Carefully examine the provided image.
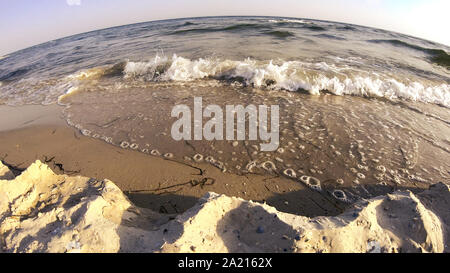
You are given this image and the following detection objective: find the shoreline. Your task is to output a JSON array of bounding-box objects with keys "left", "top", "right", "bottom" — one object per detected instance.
[
  {"left": 0, "top": 103, "right": 445, "bottom": 217},
  {"left": 0, "top": 104, "right": 449, "bottom": 253},
  {"left": 0, "top": 104, "right": 344, "bottom": 216}
]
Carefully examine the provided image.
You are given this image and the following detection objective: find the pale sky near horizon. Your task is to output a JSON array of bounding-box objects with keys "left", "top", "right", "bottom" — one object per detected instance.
[{"left": 0, "top": 0, "right": 449, "bottom": 56}]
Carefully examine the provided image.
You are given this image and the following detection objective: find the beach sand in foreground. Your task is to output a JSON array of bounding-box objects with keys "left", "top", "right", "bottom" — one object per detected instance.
[{"left": 0, "top": 104, "right": 345, "bottom": 216}]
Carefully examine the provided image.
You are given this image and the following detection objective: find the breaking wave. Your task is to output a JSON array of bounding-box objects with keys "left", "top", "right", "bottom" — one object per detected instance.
[
  {"left": 369, "top": 39, "right": 450, "bottom": 68},
  {"left": 121, "top": 55, "right": 450, "bottom": 107}
]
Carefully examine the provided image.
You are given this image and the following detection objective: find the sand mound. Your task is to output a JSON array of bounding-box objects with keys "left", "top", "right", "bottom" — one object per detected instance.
[
  {"left": 0, "top": 162, "right": 14, "bottom": 180},
  {"left": 0, "top": 160, "right": 448, "bottom": 253}
]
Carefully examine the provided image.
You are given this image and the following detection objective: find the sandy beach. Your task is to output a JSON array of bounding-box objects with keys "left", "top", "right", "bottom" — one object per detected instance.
[
  {"left": 0, "top": 104, "right": 344, "bottom": 217},
  {"left": 0, "top": 104, "right": 449, "bottom": 253},
  {"left": 0, "top": 15, "right": 449, "bottom": 254},
  {"left": 1, "top": 157, "right": 448, "bottom": 253}
]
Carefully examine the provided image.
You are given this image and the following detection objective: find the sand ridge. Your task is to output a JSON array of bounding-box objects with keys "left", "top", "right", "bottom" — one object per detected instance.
[{"left": 0, "top": 160, "right": 448, "bottom": 253}]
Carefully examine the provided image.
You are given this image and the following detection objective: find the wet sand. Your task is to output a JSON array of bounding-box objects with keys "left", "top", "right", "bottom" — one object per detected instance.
[
  {"left": 3, "top": 159, "right": 448, "bottom": 253},
  {"left": 60, "top": 81, "right": 450, "bottom": 199},
  {"left": 0, "top": 104, "right": 344, "bottom": 216},
  {"left": 1, "top": 95, "right": 449, "bottom": 218}
]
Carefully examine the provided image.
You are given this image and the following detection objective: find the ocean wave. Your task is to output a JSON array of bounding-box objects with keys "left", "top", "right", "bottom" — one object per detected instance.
[
  {"left": 57, "top": 86, "right": 79, "bottom": 102},
  {"left": 315, "top": 34, "right": 346, "bottom": 41},
  {"left": 264, "top": 30, "right": 295, "bottom": 38},
  {"left": 222, "top": 23, "right": 268, "bottom": 31},
  {"left": 304, "top": 25, "right": 327, "bottom": 31},
  {"left": 0, "top": 68, "right": 30, "bottom": 82},
  {"left": 122, "top": 55, "right": 450, "bottom": 107},
  {"left": 269, "top": 19, "right": 307, "bottom": 24},
  {"left": 171, "top": 27, "right": 220, "bottom": 35},
  {"left": 336, "top": 25, "right": 356, "bottom": 31},
  {"left": 182, "top": 21, "right": 196, "bottom": 26},
  {"left": 169, "top": 22, "right": 308, "bottom": 38},
  {"left": 268, "top": 19, "right": 328, "bottom": 31},
  {"left": 170, "top": 23, "right": 270, "bottom": 35},
  {"left": 368, "top": 39, "right": 450, "bottom": 68},
  {"left": 5, "top": 55, "right": 448, "bottom": 108}
]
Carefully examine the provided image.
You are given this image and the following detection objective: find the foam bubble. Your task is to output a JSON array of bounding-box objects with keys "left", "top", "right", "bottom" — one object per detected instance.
[
  {"left": 374, "top": 173, "right": 384, "bottom": 181},
  {"left": 130, "top": 143, "right": 139, "bottom": 150},
  {"left": 164, "top": 153, "right": 174, "bottom": 159},
  {"left": 261, "top": 161, "right": 277, "bottom": 172},
  {"left": 102, "top": 136, "right": 113, "bottom": 143},
  {"left": 332, "top": 190, "right": 348, "bottom": 202},
  {"left": 193, "top": 154, "right": 204, "bottom": 162},
  {"left": 212, "top": 160, "right": 227, "bottom": 172},
  {"left": 246, "top": 161, "right": 258, "bottom": 172},
  {"left": 300, "top": 176, "right": 322, "bottom": 191},
  {"left": 120, "top": 141, "right": 130, "bottom": 149},
  {"left": 81, "top": 129, "right": 91, "bottom": 136},
  {"left": 205, "top": 156, "right": 215, "bottom": 163},
  {"left": 283, "top": 168, "right": 297, "bottom": 178},
  {"left": 151, "top": 149, "right": 161, "bottom": 156}
]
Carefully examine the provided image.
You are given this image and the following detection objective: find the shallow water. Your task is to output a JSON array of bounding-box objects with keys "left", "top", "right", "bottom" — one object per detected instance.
[
  {"left": 61, "top": 77, "right": 450, "bottom": 200},
  {"left": 1, "top": 16, "right": 449, "bottom": 200}
]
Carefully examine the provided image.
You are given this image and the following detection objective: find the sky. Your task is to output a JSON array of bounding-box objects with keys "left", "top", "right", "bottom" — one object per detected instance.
[{"left": 0, "top": 0, "right": 449, "bottom": 55}]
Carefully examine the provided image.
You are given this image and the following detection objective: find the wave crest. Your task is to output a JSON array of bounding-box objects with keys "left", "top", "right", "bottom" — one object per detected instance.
[
  {"left": 369, "top": 39, "right": 450, "bottom": 69},
  {"left": 122, "top": 55, "right": 450, "bottom": 107}
]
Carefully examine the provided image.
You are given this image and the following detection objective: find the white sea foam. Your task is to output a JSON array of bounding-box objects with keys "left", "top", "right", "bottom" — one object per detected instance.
[
  {"left": 2, "top": 54, "right": 448, "bottom": 107},
  {"left": 123, "top": 55, "right": 450, "bottom": 107},
  {"left": 57, "top": 86, "right": 79, "bottom": 104},
  {"left": 67, "top": 67, "right": 106, "bottom": 80},
  {"left": 268, "top": 19, "right": 308, "bottom": 24}
]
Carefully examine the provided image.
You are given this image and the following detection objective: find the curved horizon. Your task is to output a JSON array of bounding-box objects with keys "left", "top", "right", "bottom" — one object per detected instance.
[
  {"left": 1, "top": 0, "right": 449, "bottom": 56},
  {"left": 2, "top": 14, "right": 449, "bottom": 58}
]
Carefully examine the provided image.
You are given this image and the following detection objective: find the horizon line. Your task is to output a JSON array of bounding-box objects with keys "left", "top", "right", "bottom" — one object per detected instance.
[{"left": 2, "top": 14, "right": 449, "bottom": 57}]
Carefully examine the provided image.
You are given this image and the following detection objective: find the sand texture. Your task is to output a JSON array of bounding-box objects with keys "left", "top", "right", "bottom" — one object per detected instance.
[
  {"left": 0, "top": 123, "right": 343, "bottom": 217},
  {"left": 0, "top": 160, "right": 448, "bottom": 253}
]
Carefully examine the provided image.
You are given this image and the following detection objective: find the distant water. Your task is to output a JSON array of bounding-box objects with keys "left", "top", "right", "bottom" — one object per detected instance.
[
  {"left": 0, "top": 16, "right": 448, "bottom": 106},
  {"left": 0, "top": 16, "right": 449, "bottom": 198}
]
